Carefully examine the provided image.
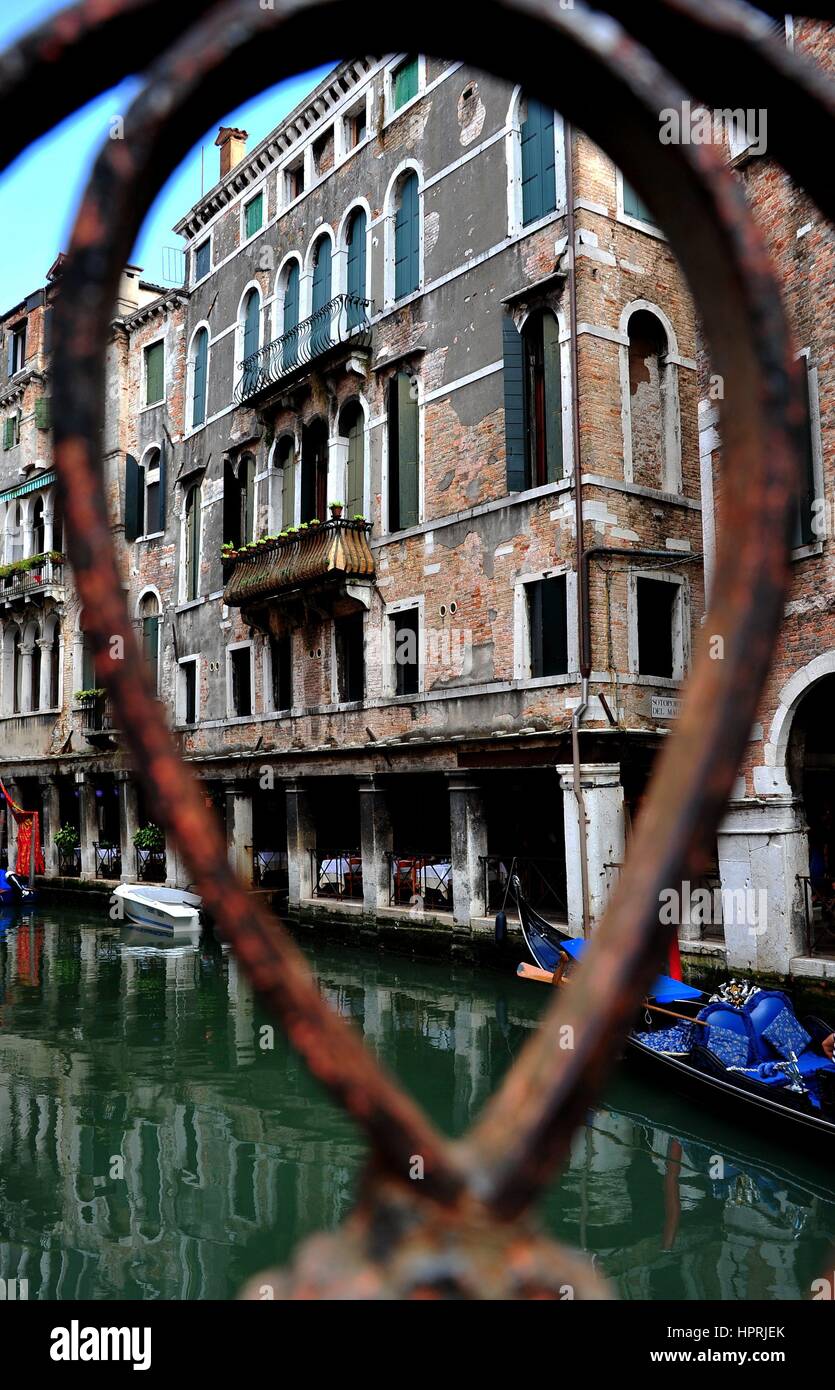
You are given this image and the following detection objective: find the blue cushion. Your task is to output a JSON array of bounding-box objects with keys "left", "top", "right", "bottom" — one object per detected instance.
[
  {"left": 744, "top": 990, "right": 796, "bottom": 1061},
  {"left": 706, "top": 1024, "right": 751, "bottom": 1068},
  {"left": 634, "top": 1023, "right": 694, "bottom": 1054},
  {"left": 762, "top": 1007, "right": 812, "bottom": 1060}
]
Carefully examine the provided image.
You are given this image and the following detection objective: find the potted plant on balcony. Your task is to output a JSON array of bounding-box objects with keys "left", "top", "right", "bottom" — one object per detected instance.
[
  {"left": 329, "top": 500, "right": 344, "bottom": 520},
  {"left": 134, "top": 824, "right": 164, "bottom": 851},
  {"left": 55, "top": 825, "right": 79, "bottom": 852}
]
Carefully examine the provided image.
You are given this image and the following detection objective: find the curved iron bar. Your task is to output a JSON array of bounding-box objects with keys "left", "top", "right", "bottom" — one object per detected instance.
[
  {"left": 236, "top": 293, "right": 373, "bottom": 402},
  {"left": 0, "top": 0, "right": 825, "bottom": 1289}
]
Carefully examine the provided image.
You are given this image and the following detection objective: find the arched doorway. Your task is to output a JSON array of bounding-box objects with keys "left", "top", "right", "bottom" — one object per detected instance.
[{"left": 787, "top": 674, "right": 835, "bottom": 952}]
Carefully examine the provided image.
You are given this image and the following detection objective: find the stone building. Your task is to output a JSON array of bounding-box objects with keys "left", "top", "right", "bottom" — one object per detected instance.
[
  {"left": 0, "top": 54, "right": 707, "bottom": 949},
  {"left": 703, "top": 17, "right": 835, "bottom": 982}
]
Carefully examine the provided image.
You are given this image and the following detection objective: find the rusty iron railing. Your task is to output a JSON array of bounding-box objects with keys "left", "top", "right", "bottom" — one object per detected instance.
[{"left": 2, "top": 0, "right": 831, "bottom": 1297}]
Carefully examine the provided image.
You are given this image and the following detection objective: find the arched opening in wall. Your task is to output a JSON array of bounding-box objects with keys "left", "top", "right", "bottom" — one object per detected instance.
[
  {"left": 300, "top": 418, "right": 328, "bottom": 523},
  {"left": 138, "top": 593, "right": 160, "bottom": 694},
  {"left": 8, "top": 503, "right": 23, "bottom": 563},
  {"left": 787, "top": 675, "right": 835, "bottom": 955},
  {"left": 338, "top": 400, "right": 364, "bottom": 518},
  {"left": 627, "top": 309, "right": 670, "bottom": 490},
  {"left": 272, "top": 434, "right": 296, "bottom": 531},
  {"left": 11, "top": 626, "right": 22, "bottom": 713},
  {"left": 46, "top": 616, "right": 60, "bottom": 708},
  {"left": 522, "top": 309, "right": 562, "bottom": 487},
  {"left": 310, "top": 235, "right": 333, "bottom": 353},
  {"left": 29, "top": 625, "right": 41, "bottom": 712},
  {"left": 223, "top": 452, "right": 255, "bottom": 548},
  {"left": 32, "top": 498, "right": 45, "bottom": 555}
]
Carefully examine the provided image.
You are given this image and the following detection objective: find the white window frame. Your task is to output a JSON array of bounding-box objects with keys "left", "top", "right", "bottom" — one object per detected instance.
[
  {"left": 336, "top": 88, "right": 373, "bottom": 163},
  {"left": 615, "top": 168, "right": 665, "bottom": 239},
  {"left": 226, "top": 640, "right": 256, "bottom": 719},
  {"left": 136, "top": 445, "right": 163, "bottom": 541},
  {"left": 384, "top": 54, "right": 426, "bottom": 125},
  {"left": 184, "top": 321, "right": 211, "bottom": 437},
  {"left": 505, "top": 87, "right": 567, "bottom": 240},
  {"left": 192, "top": 233, "right": 213, "bottom": 287},
  {"left": 262, "top": 632, "right": 294, "bottom": 714},
  {"left": 177, "top": 655, "right": 200, "bottom": 726},
  {"left": 384, "top": 596, "right": 424, "bottom": 697},
  {"left": 513, "top": 568, "right": 577, "bottom": 682},
  {"left": 383, "top": 161, "right": 424, "bottom": 309},
  {"left": 142, "top": 335, "right": 165, "bottom": 409},
  {"left": 8, "top": 322, "right": 26, "bottom": 376},
  {"left": 628, "top": 569, "right": 689, "bottom": 683},
  {"left": 382, "top": 366, "right": 424, "bottom": 534},
  {"left": 331, "top": 610, "right": 366, "bottom": 707},
  {"left": 280, "top": 154, "right": 306, "bottom": 211}
]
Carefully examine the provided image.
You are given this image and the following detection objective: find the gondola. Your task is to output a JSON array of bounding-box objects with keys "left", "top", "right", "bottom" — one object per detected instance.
[{"left": 513, "top": 881, "right": 835, "bottom": 1154}]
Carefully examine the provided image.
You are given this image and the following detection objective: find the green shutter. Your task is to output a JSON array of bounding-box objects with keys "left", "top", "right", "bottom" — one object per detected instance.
[
  {"left": 345, "top": 405, "right": 364, "bottom": 517},
  {"left": 145, "top": 340, "right": 164, "bottom": 404},
  {"left": 35, "top": 395, "right": 51, "bottom": 430},
  {"left": 3, "top": 416, "right": 14, "bottom": 450},
  {"left": 346, "top": 210, "right": 367, "bottom": 328},
  {"left": 311, "top": 238, "right": 333, "bottom": 353},
  {"left": 124, "top": 453, "right": 141, "bottom": 541},
  {"left": 394, "top": 173, "right": 419, "bottom": 300},
  {"left": 283, "top": 263, "right": 300, "bottom": 368},
  {"left": 792, "top": 370, "right": 817, "bottom": 548},
  {"left": 503, "top": 316, "right": 528, "bottom": 491},
  {"left": 396, "top": 372, "right": 419, "bottom": 530},
  {"left": 393, "top": 57, "right": 419, "bottom": 109},
  {"left": 521, "top": 99, "right": 557, "bottom": 226},
  {"left": 245, "top": 191, "right": 263, "bottom": 238},
  {"left": 280, "top": 438, "right": 296, "bottom": 527},
  {"left": 192, "top": 329, "right": 208, "bottom": 427},
  {"left": 622, "top": 178, "right": 655, "bottom": 224},
  {"left": 157, "top": 441, "right": 167, "bottom": 530},
  {"left": 543, "top": 313, "right": 563, "bottom": 482}
]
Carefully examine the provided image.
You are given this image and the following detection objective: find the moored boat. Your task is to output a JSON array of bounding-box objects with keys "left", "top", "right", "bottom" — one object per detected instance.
[
  {"left": 112, "top": 883, "right": 202, "bottom": 936},
  {"left": 513, "top": 882, "right": 835, "bottom": 1153}
]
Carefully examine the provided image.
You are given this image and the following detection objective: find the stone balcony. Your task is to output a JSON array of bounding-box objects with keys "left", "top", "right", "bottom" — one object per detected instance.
[
  {"left": 222, "top": 519, "right": 375, "bottom": 621},
  {"left": 0, "top": 552, "right": 65, "bottom": 607}
]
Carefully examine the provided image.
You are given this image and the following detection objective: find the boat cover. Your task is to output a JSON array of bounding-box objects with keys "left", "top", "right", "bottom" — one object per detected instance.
[{"left": 555, "top": 933, "right": 704, "bottom": 1003}]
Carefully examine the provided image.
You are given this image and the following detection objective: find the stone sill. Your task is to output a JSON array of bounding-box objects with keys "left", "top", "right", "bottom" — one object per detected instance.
[{"left": 789, "top": 955, "right": 835, "bottom": 982}]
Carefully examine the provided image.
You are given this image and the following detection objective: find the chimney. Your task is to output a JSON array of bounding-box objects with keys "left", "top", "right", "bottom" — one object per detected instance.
[{"left": 215, "top": 126, "right": 248, "bottom": 179}]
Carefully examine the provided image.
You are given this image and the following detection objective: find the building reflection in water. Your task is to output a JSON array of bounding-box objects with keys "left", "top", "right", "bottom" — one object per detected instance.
[{"left": 0, "top": 907, "right": 833, "bottom": 1300}]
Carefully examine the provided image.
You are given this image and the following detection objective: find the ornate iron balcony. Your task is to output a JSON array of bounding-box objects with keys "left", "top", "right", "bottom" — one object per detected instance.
[
  {"left": 235, "top": 293, "right": 372, "bottom": 403},
  {"left": 223, "top": 518, "right": 374, "bottom": 608}
]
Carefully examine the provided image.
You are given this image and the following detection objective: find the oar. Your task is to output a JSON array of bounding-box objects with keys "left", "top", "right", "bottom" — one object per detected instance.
[{"left": 515, "top": 962, "right": 708, "bottom": 1028}]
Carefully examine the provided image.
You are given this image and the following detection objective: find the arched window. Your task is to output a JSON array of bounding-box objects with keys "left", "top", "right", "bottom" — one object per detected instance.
[
  {"left": 345, "top": 209, "right": 367, "bottom": 329},
  {"left": 12, "top": 626, "right": 22, "bottom": 713},
  {"left": 52, "top": 493, "right": 64, "bottom": 552},
  {"left": 282, "top": 260, "right": 301, "bottom": 368},
  {"left": 300, "top": 419, "right": 328, "bottom": 524},
  {"left": 393, "top": 171, "right": 420, "bottom": 300},
  {"left": 184, "top": 484, "right": 201, "bottom": 601},
  {"left": 223, "top": 453, "right": 256, "bottom": 549},
  {"left": 273, "top": 434, "right": 296, "bottom": 531},
  {"left": 388, "top": 372, "right": 419, "bottom": 531},
  {"left": 139, "top": 593, "right": 160, "bottom": 694},
  {"left": 29, "top": 626, "right": 40, "bottom": 712},
  {"left": 32, "top": 497, "right": 45, "bottom": 555},
  {"left": 190, "top": 327, "right": 209, "bottom": 429},
  {"left": 46, "top": 618, "right": 60, "bottom": 708},
  {"left": 627, "top": 309, "right": 672, "bottom": 491},
  {"left": 502, "top": 310, "right": 562, "bottom": 491},
  {"left": 520, "top": 95, "right": 557, "bottom": 225},
  {"left": 339, "top": 400, "right": 365, "bottom": 519},
  {"left": 240, "top": 288, "right": 261, "bottom": 396},
  {"left": 310, "top": 236, "right": 333, "bottom": 354}
]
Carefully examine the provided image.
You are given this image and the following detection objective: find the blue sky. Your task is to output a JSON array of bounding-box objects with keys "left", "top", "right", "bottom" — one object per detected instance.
[{"left": 0, "top": 0, "right": 331, "bottom": 310}]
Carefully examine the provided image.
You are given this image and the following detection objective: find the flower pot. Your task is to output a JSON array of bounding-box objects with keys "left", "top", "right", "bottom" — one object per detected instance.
[{"left": 329, "top": 505, "right": 343, "bottom": 520}]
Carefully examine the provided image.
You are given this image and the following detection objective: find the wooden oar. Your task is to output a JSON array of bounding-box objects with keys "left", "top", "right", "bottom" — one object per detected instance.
[{"left": 515, "top": 961, "right": 708, "bottom": 1027}]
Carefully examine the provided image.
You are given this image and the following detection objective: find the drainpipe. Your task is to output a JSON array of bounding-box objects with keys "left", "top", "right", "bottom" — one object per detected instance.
[{"left": 565, "top": 122, "right": 591, "bottom": 938}]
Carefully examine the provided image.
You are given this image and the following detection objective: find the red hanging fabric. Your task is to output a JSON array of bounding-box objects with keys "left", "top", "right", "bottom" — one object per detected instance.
[
  {"left": 0, "top": 779, "right": 45, "bottom": 876},
  {"left": 667, "top": 932, "right": 682, "bottom": 982}
]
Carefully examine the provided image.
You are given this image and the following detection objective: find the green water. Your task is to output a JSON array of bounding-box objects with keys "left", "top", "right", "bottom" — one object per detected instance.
[{"left": 0, "top": 904, "right": 834, "bottom": 1301}]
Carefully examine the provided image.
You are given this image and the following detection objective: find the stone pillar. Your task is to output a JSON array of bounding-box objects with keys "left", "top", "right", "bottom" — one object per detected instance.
[
  {"left": 18, "top": 643, "right": 34, "bottom": 713},
  {"left": 116, "top": 773, "right": 140, "bottom": 883},
  {"left": 43, "top": 510, "right": 54, "bottom": 554},
  {"left": 42, "top": 776, "right": 61, "bottom": 878},
  {"left": 226, "top": 781, "right": 254, "bottom": 886},
  {"left": 285, "top": 780, "right": 316, "bottom": 908},
  {"left": 5, "top": 779, "right": 20, "bottom": 872},
  {"left": 76, "top": 773, "right": 98, "bottom": 879},
  {"left": 37, "top": 639, "right": 53, "bottom": 710},
  {"left": 447, "top": 773, "right": 488, "bottom": 928},
  {"left": 556, "top": 763, "right": 626, "bottom": 936},
  {"left": 359, "top": 775, "right": 392, "bottom": 914},
  {"left": 716, "top": 796, "right": 808, "bottom": 974}
]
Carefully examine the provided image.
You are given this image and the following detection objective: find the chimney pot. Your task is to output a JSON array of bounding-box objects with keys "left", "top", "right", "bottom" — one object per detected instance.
[{"left": 215, "top": 126, "right": 248, "bottom": 179}]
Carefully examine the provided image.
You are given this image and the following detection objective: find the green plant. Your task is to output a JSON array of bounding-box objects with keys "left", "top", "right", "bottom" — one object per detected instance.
[
  {"left": 73, "top": 688, "right": 105, "bottom": 702},
  {"left": 329, "top": 500, "right": 343, "bottom": 509},
  {"left": 352, "top": 513, "right": 366, "bottom": 522},
  {"left": 133, "top": 824, "right": 164, "bottom": 851},
  {"left": 54, "top": 825, "right": 79, "bottom": 851}
]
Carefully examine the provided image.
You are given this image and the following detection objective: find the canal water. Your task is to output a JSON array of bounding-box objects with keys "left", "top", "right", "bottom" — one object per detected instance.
[{"left": 1, "top": 903, "right": 834, "bottom": 1301}]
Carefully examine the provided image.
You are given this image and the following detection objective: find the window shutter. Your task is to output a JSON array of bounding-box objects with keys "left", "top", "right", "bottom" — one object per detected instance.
[
  {"left": 503, "top": 316, "right": 528, "bottom": 491},
  {"left": 394, "top": 173, "right": 419, "bottom": 300},
  {"left": 528, "top": 582, "right": 544, "bottom": 678},
  {"left": 397, "top": 372, "right": 419, "bottom": 530},
  {"left": 283, "top": 263, "right": 300, "bottom": 368},
  {"left": 145, "top": 340, "right": 164, "bottom": 404},
  {"left": 243, "top": 291, "right": 260, "bottom": 361},
  {"left": 393, "top": 57, "right": 419, "bottom": 109},
  {"left": 311, "top": 239, "right": 333, "bottom": 353},
  {"left": 124, "top": 453, "right": 141, "bottom": 541},
  {"left": 539, "top": 106, "right": 557, "bottom": 217},
  {"left": 245, "top": 192, "right": 263, "bottom": 238},
  {"left": 157, "top": 440, "right": 167, "bottom": 531},
  {"left": 192, "top": 329, "right": 208, "bottom": 427},
  {"left": 223, "top": 458, "right": 241, "bottom": 547},
  {"left": 542, "top": 313, "right": 563, "bottom": 482},
  {"left": 6, "top": 334, "right": 13, "bottom": 378},
  {"left": 346, "top": 211, "right": 367, "bottom": 328},
  {"left": 622, "top": 178, "right": 655, "bottom": 224},
  {"left": 346, "top": 408, "right": 364, "bottom": 518},
  {"left": 281, "top": 442, "right": 296, "bottom": 528},
  {"left": 540, "top": 575, "right": 568, "bottom": 676},
  {"left": 35, "top": 395, "right": 51, "bottom": 431},
  {"left": 792, "top": 370, "right": 817, "bottom": 549},
  {"left": 521, "top": 100, "right": 543, "bottom": 225}
]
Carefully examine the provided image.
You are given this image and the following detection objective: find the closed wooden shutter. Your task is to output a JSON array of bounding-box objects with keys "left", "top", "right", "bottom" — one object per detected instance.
[
  {"left": 35, "top": 395, "right": 51, "bottom": 430},
  {"left": 792, "top": 370, "right": 817, "bottom": 548},
  {"left": 245, "top": 191, "right": 263, "bottom": 238},
  {"left": 389, "top": 372, "right": 419, "bottom": 531},
  {"left": 124, "top": 454, "right": 141, "bottom": 541},
  {"left": 394, "top": 172, "right": 419, "bottom": 300},
  {"left": 346, "top": 210, "right": 367, "bottom": 328},
  {"left": 345, "top": 405, "right": 364, "bottom": 518},
  {"left": 283, "top": 262, "right": 300, "bottom": 367},
  {"left": 191, "top": 329, "right": 208, "bottom": 427},
  {"left": 503, "top": 316, "right": 528, "bottom": 491},
  {"left": 157, "top": 440, "right": 167, "bottom": 531},
  {"left": 393, "top": 57, "right": 419, "bottom": 109},
  {"left": 521, "top": 99, "right": 556, "bottom": 225},
  {"left": 311, "top": 238, "right": 333, "bottom": 353},
  {"left": 543, "top": 313, "right": 563, "bottom": 482},
  {"left": 145, "top": 340, "right": 164, "bottom": 404}
]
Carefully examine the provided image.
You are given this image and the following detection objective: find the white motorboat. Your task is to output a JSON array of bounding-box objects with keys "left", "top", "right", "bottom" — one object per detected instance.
[{"left": 112, "top": 883, "right": 203, "bottom": 935}]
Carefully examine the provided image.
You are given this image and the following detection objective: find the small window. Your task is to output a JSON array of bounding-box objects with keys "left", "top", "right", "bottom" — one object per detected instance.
[
  {"left": 2, "top": 413, "right": 19, "bottom": 450},
  {"left": 230, "top": 647, "right": 252, "bottom": 717},
  {"left": 244, "top": 191, "right": 263, "bottom": 239},
  {"left": 392, "top": 56, "right": 419, "bottom": 111},
  {"left": 637, "top": 577, "right": 677, "bottom": 679},
  {"left": 335, "top": 613, "right": 364, "bottom": 703},
  {"left": 392, "top": 608, "right": 420, "bottom": 696},
  {"left": 7, "top": 322, "right": 26, "bottom": 376},
  {"left": 344, "top": 104, "right": 367, "bottom": 151},
  {"left": 144, "top": 340, "right": 164, "bottom": 406},
  {"left": 285, "top": 160, "right": 304, "bottom": 204},
  {"left": 526, "top": 576, "right": 568, "bottom": 678},
  {"left": 180, "top": 660, "right": 197, "bottom": 725},
  {"left": 269, "top": 635, "right": 293, "bottom": 712},
  {"left": 621, "top": 177, "right": 656, "bottom": 226},
  {"left": 194, "top": 239, "right": 211, "bottom": 282}
]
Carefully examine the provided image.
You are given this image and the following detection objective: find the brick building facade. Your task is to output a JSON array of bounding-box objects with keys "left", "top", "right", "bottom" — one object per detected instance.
[{"left": 1, "top": 54, "right": 710, "bottom": 952}]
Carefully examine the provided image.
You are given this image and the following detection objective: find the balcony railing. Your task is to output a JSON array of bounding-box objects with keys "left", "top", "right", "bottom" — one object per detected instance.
[
  {"left": 77, "top": 693, "right": 118, "bottom": 739},
  {"left": 235, "top": 293, "right": 372, "bottom": 402},
  {"left": 0, "top": 553, "right": 65, "bottom": 602},
  {"left": 253, "top": 848, "right": 288, "bottom": 890},
  {"left": 223, "top": 519, "right": 374, "bottom": 609},
  {"left": 387, "top": 853, "right": 453, "bottom": 911},
  {"left": 136, "top": 847, "right": 166, "bottom": 882},
  {"left": 94, "top": 843, "right": 122, "bottom": 879},
  {"left": 311, "top": 848, "right": 363, "bottom": 901}
]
